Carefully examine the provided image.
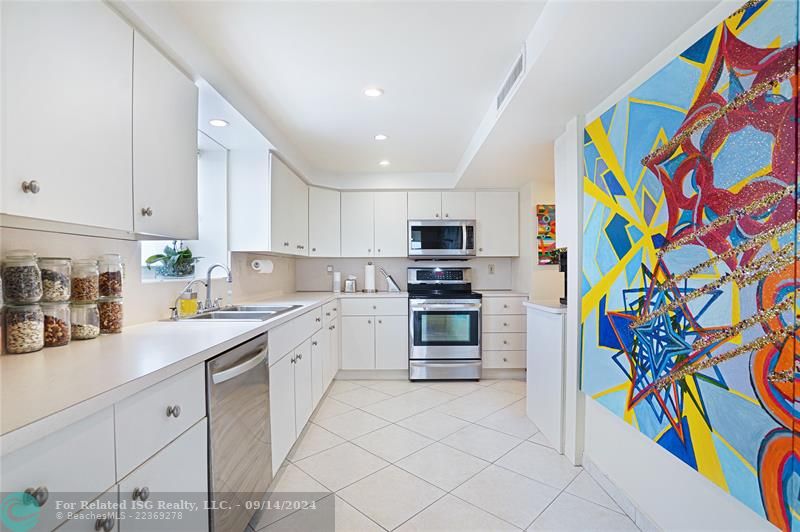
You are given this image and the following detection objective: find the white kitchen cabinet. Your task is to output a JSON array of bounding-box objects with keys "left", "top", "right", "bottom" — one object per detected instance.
[
  {"left": 294, "top": 339, "right": 314, "bottom": 434},
  {"left": 132, "top": 32, "right": 199, "bottom": 239},
  {"left": 119, "top": 419, "right": 209, "bottom": 532},
  {"left": 442, "top": 191, "right": 475, "bottom": 219},
  {"left": 341, "top": 316, "right": 376, "bottom": 369},
  {"left": 340, "top": 192, "right": 375, "bottom": 257},
  {"left": 326, "top": 320, "right": 340, "bottom": 387},
  {"left": 311, "top": 329, "right": 328, "bottom": 405},
  {"left": 1, "top": 1, "right": 134, "bottom": 232},
  {"left": 374, "top": 191, "right": 408, "bottom": 257},
  {"left": 58, "top": 487, "right": 118, "bottom": 532},
  {"left": 407, "top": 191, "right": 442, "bottom": 219},
  {"left": 375, "top": 316, "right": 409, "bottom": 369},
  {"left": 309, "top": 187, "right": 341, "bottom": 256},
  {"left": 269, "top": 353, "right": 296, "bottom": 472},
  {"left": 476, "top": 191, "right": 519, "bottom": 256},
  {"left": 291, "top": 177, "right": 309, "bottom": 256}
]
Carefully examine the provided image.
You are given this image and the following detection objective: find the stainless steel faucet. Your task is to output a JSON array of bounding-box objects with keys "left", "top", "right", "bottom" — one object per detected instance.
[{"left": 205, "top": 263, "right": 233, "bottom": 310}]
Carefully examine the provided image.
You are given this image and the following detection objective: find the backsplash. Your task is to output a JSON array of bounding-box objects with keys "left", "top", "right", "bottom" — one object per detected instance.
[
  {"left": 295, "top": 257, "right": 513, "bottom": 292},
  {"left": 0, "top": 228, "right": 296, "bottom": 325}
]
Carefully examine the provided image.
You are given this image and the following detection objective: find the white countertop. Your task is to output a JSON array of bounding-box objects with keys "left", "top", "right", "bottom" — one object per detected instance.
[
  {"left": 1, "top": 291, "right": 406, "bottom": 453},
  {"left": 524, "top": 299, "right": 567, "bottom": 314}
]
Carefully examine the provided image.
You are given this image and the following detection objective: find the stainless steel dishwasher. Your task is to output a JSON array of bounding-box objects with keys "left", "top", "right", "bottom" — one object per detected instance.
[{"left": 207, "top": 333, "right": 271, "bottom": 532}]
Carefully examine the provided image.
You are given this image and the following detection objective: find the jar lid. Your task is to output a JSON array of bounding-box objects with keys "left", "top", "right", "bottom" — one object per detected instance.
[
  {"left": 98, "top": 296, "right": 123, "bottom": 302},
  {"left": 4, "top": 249, "right": 37, "bottom": 261},
  {"left": 70, "top": 301, "right": 98, "bottom": 308},
  {"left": 74, "top": 259, "right": 99, "bottom": 266},
  {"left": 39, "top": 257, "right": 72, "bottom": 264},
  {"left": 5, "top": 303, "right": 41, "bottom": 310},
  {"left": 41, "top": 301, "right": 69, "bottom": 309},
  {"left": 98, "top": 253, "right": 123, "bottom": 263}
]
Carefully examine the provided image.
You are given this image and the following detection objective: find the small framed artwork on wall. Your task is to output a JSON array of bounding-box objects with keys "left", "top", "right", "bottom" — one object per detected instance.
[{"left": 536, "top": 204, "right": 557, "bottom": 264}]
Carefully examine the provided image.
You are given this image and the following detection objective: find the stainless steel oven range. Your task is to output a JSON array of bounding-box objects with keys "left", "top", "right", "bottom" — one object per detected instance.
[{"left": 408, "top": 267, "right": 482, "bottom": 380}]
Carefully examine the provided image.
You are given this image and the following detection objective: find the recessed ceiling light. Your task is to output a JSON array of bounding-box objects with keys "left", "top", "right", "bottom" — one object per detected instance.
[
  {"left": 364, "top": 87, "right": 384, "bottom": 97},
  {"left": 379, "top": 160, "right": 391, "bottom": 167},
  {"left": 209, "top": 119, "right": 229, "bottom": 127},
  {"left": 374, "top": 134, "right": 388, "bottom": 141}
]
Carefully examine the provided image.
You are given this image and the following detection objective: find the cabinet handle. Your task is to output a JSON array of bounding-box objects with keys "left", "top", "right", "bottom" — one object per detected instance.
[
  {"left": 367, "top": 248, "right": 372, "bottom": 253},
  {"left": 21, "top": 180, "right": 40, "bottom": 194},
  {"left": 312, "top": 341, "right": 318, "bottom": 346},
  {"left": 290, "top": 356, "right": 296, "bottom": 364},
  {"left": 377, "top": 249, "right": 381, "bottom": 253},
  {"left": 297, "top": 245, "right": 302, "bottom": 249},
  {"left": 479, "top": 247, "right": 483, "bottom": 252},
  {"left": 316, "top": 317, "right": 321, "bottom": 322},
  {"left": 503, "top": 322, "right": 508, "bottom": 327},
  {"left": 132, "top": 486, "right": 150, "bottom": 501},
  {"left": 503, "top": 357, "right": 508, "bottom": 362},
  {"left": 326, "top": 312, "right": 331, "bottom": 316},
  {"left": 503, "top": 304, "right": 508, "bottom": 309},
  {"left": 445, "top": 213, "right": 449, "bottom": 218},
  {"left": 435, "top": 213, "right": 440, "bottom": 218},
  {"left": 140, "top": 207, "right": 153, "bottom": 217},
  {"left": 284, "top": 242, "right": 290, "bottom": 247},
  {"left": 328, "top": 325, "right": 334, "bottom": 330},
  {"left": 333, "top": 308, "right": 337, "bottom": 311},
  {"left": 24, "top": 486, "right": 48, "bottom": 507},
  {"left": 372, "top": 305, "right": 377, "bottom": 310},
  {"left": 312, "top": 247, "right": 316, "bottom": 252},
  {"left": 94, "top": 515, "right": 115, "bottom": 532},
  {"left": 378, "top": 319, "right": 382, "bottom": 324},
  {"left": 297, "top": 353, "right": 303, "bottom": 360},
  {"left": 367, "top": 320, "right": 372, "bottom": 324},
  {"left": 503, "top": 340, "right": 508, "bottom": 345},
  {"left": 166, "top": 405, "right": 181, "bottom": 418}
]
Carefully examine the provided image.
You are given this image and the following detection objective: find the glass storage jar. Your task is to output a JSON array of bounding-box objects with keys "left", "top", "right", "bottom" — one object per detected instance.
[
  {"left": 98, "top": 297, "right": 123, "bottom": 334},
  {"left": 71, "top": 259, "right": 99, "bottom": 302},
  {"left": 71, "top": 302, "right": 100, "bottom": 340},
  {"left": 2, "top": 251, "right": 42, "bottom": 304},
  {"left": 98, "top": 253, "right": 124, "bottom": 297},
  {"left": 42, "top": 302, "right": 70, "bottom": 347},
  {"left": 39, "top": 257, "right": 72, "bottom": 302},
  {"left": 5, "top": 303, "right": 44, "bottom": 354}
]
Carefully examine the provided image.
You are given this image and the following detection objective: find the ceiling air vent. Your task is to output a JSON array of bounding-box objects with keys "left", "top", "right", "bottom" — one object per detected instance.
[{"left": 496, "top": 47, "right": 526, "bottom": 111}]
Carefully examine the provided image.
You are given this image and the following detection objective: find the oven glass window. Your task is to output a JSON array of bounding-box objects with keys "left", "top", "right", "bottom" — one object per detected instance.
[
  {"left": 410, "top": 226, "right": 464, "bottom": 250},
  {"left": 414, "top": 311, "right": 479, "bottom": 346}
]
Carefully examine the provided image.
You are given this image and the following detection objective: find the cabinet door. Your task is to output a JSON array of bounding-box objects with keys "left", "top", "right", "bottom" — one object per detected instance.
[
  {"left": 476, "top": 191, "right": 519, "bottom": 256},
  {"left": 269, "top": 155, "right": 298, "bottom": 254},
  {"left": 133, "top": 32, "right": 199, "bottom": 239},
  {"left": 309, "top": 187, "right": 341, "bottom": 256},
  {"left": 442, "top": 191, "right": 476, "bottom": 220},
  {"left": 407, "top": 191, "right": 441, "bottom": 219},
  {"left": 311, "top": 329, "right": 328, "bottom": 407},
  {"left": 327, "top": 321, "right": 340, "bottom": 388},
  {"left": 269, "top": 354, "right": 296, "bottom": 471},
  {"left": 340, "top": 192, "right": 375, "bottom": 257},
  {"left": 374, "top": 191, "right": 408, "bottom": 257},
  {"left": 293, "top": 178, "right": 309, "bottom": 256},
  {"left": 2, "top": 2, "right": 133, "bottom": 231},
  {"left": 294, "top": 339, "right": 314, "bottom": 435},
  {"left": 119, "top": 420, "right": 209, "bottom": 532},
  {"left": 341, "top": 316, "right": 375, "bottom": 369},
  {"left": 375, "top": 316, "right": 409, "bottom": 370}
]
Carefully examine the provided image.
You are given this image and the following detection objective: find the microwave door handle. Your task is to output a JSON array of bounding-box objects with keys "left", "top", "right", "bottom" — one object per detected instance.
[{"left": 462, "top": 223, "right": 467, "bottom": 251}]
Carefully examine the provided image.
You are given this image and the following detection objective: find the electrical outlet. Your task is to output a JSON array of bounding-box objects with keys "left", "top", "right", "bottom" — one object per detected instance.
[
  {"left": 488, "top": 263, "right": 496, "bottom": 275},
  {"left": 326, "top": 265, "right": 334, "bottom": 273}
]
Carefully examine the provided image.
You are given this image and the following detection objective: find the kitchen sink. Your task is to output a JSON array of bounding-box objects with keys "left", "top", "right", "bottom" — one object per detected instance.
[
  {"left": 225, "top": 305, "right": 303, "bottom": 313},
  {"left": 183, "top": 304, "right": 303, "bottom": 321}
]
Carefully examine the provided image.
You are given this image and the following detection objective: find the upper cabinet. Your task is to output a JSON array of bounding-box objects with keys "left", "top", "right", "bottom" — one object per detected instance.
[
  {"left": 476, "top": 191, "right": 519, "bottom": 257},
  {"left": 340, "top": 192, "right": 375, "bottom": 257},
  {"left": 309, "top": 187, "right": 340, "bottom": 257},
  {"left": 0, "top": 2, "right": 199, "bottom": 239},
  {"left": 407, "top": 191, "right": 475, "bottom": 220},
  {"left": 1, "top": 1, "right": 134, "bottom": 232},
  {"left": 340, "top": 192, "right": 407, "bottom": 258},
  {"left": 374, "top": 192, "right": 407, "bottom": 257},
  {"left": 442, "top": 191, "right": 476, "bottom": 219},
  {"left": 132, "top": 33, "right": 199, "bottom": 239},
  {"left": 230, "top": 152, "right": 309, "bottom": 256},
  {"left": 407, "top": 192, "right": 442, "bottom": 219}
]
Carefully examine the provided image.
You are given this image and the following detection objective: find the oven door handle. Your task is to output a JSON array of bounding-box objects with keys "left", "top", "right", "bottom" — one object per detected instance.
[
  {"left": 410, "top": 304, "right": 481, "bottom": 311},
  {"left": 410, "top": 361, "right": 481, "bottom": 368}
]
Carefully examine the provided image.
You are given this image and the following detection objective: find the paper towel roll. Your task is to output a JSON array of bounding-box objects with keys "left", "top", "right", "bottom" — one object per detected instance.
[
  {"left": 333, "top": 271, "right": 342, "bottom": 293},
  {"left": 364, "top": 263, "right": 376, "bottom": 292}
]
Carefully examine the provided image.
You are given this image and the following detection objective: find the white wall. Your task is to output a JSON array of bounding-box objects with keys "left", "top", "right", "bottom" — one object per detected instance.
[{"left": 570, "top": 1, "right": 776, "bottom": 529}]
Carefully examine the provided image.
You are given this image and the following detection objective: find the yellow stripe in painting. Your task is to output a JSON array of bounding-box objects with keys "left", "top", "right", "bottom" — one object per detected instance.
[
  {"left": 582, "top": 239, "right": 647, "bottom": 323},
  {"left": 714, "top": 433, "right": 757, "bottom": 477},
  {"left": 684, "top": 380, "right": 729, "bottom": 491},
  {"left": 628, "top": 97, "right": 688, "bottom": 114},
  {"left": 689, "top": 27, "right": 722, "bottom": 106},
  {"left": 592, "top": 382, "right": 630, "bottom": 400},
  {"left": 584, "top": 178, "right": 645, "bottom": 231}
]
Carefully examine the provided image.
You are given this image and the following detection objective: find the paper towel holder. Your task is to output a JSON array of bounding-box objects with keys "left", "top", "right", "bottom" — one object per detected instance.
[{"left": 363, "top": 261, "right": 377, "bottom": 293}]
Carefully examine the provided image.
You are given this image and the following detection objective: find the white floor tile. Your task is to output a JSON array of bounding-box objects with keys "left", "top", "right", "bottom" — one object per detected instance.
[
  {"left": 396, "top": 442, "right": 490, "bottom": 491},
  {"left": 333, "top": 387, "right": 393, "bottom": 408},
  {"left": 441, "top": 424, "right": 523, "bottom": 462},
  {"left": 315, "top": 409, "right": 389, "bottom": 440},
  {"left": 397, "top": 410, "right": 470, "bottom": 440},
  {"left": 436, "top": 387, "right": 522, "bottom": 422},
  {"left": 293, "top": 442, "right": 389, "bottom": 491},
  {"left": 496, "top": 441, "right": 581, "bottom": 490},
  {"left": 452, "top": 465, "right": 560, "bottom": 529},
  {"left": 489, "top": 380, "right": 527, "bottom": 396},
  {"left": 352, "top": 424, "right": 434, "bottom": 462},
  {"left": 396, "top": 494, "right": 520, "bottom": 532},
  {"left": 528, "top": 431, "right": 553, "bottom": 449},
  {"left": 289, "top": 424, "right": 346, "bottom": 462},
  {"left": 426, "top": 381, "right": 485, "bottom": 396},
  {"left": 363, "top": 388, "right": 456, "bottom": 422},
  {"left": 476, "top": 399, "right": 538, "bottom": 439},
  {"left": 338, "top": 465, "right": 445, "bottom": 530},
  {"left": 257, "top": 495, "right": 334, "bottom": 531},
  {"left": 256, "top": 464, "right": 330, "bottom": 529},
  {"left": 564, "top": 471, "right": 622, "bottom": 514},
  {"left": 359, "top": 379, "right": 429, "bottom": 396},
  {"left": 527, "top": 493, "right": 638, "bottom": 531},
  {"left": 333, "top": 495, "right": 384, "bottom": 532},
  {"left": 312, "top": 397, "right": 354, "bottom": 421},
  {"left": 329, "top": 380, "right": 365, "bottom": 396}
]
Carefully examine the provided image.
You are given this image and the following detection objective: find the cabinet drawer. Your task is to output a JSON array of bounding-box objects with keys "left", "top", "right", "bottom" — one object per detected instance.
[
  {"left": 295, "top": 307, "right": 323, "bottom": 340},
  {"left": 482, "top": 315, "right": 526, "bottom": 333},
  {"left": 341, "top": 297, "right": 408, "bottom": 316},
  {"left": 1, "top": 408, "right": 116, "bottom": 532},
  {"left": 115, "top": 364, "right": 205, "bottom": 479},
  {"left": 482, "top": 297, "right": 526, "bottom": 315},
  {"left": 58, "top": 486, "right": 118, "bottom": 532},
  {"left": 483, "top": 332, "right": 526, "bottom": 351},
  {"left": 322, "top": 300, "right": 339, "bottom": 321},
  {"left": 483, "top": 350, "right": 526, "bottom": 369},
  {"left": 119, "top": 419, "right": 209, "bottom": 532},
  {"left": 269, "top": 307, "right": 323, "bottom": 366}
]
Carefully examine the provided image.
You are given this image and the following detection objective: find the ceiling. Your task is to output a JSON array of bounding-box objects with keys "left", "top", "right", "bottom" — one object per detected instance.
[{"left": 124, "top": 0, "right": 721, "bottom": 189}]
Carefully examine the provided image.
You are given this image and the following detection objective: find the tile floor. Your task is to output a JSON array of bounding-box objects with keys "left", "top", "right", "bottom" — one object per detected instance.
[{"left": 252, "top": 379, "right": 639, "bottom": 531}]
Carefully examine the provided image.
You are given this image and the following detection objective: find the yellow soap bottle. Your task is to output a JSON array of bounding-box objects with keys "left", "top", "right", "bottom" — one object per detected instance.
[{"left": 178, "top": 290, "right": 199, "bottom": 318}]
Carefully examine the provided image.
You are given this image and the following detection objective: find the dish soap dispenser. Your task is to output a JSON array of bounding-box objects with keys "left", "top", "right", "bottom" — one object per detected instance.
[{"left": 178, "top": 287, "right": 199, "bottom": 318}]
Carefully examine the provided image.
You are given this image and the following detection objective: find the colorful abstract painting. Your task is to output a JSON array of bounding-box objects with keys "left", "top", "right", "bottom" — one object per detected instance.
[
  {"left": 580, "top": 0, "right": 798, "bottom": 528},
  {"left": 537, "top": 204, "right": 558, "bottom": 264}
]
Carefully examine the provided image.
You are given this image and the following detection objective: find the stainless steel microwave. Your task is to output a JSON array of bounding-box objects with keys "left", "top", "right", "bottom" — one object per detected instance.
[{"left": 408, "top": 220, "right": 476, "bottom": 257}]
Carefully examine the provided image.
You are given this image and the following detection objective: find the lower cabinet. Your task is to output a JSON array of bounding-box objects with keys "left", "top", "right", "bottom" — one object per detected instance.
[
  {"left": 342, "top": 312, "right": 408, "bottom": 370},
  {"left": 326, "top": 319, "right": 340, "bottom": 388},
  {"left": 270, "top": 353, "right": 297, "bottom": 474},
  {"left": 311, "top": 329, "right": 329, "bottom": 405},
  {"left": 375, "top": 316, "right": 409, "bottom": 369},
  {"left": 480, "top": 294, "right": 527, "bottom": 369},
  {"left": 293, "top": 339, "right": 314, "bottom": 435},
  {"left": 58, "top": 487, "right": 118, "bottom": 532},
  {"left": 341, "top": 316, "right": 375, "bottom": 369}
]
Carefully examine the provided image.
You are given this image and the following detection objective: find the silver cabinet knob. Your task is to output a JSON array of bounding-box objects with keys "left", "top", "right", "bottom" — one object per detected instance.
[
  {"left": 24, "top": 486, "right": 48, "bottom": 507},
  {"left": 166, "top": 405, "right": 181, "bottom": 418},
  {"left": 21, "top": 180, "right": 40, "bottom": 194},
  {"left": 503, "top": 304, "right": 508, "bottom": 309},
  {"left": 312, "top": 341, "right": 318, "bottom": 346},
  {"left": 326, "top": 312, "right": 331, "bottom": 317},
  {"left": 333, "top": 308, "right": 337, "bottom": 311},
  {"left": 445, "top": 213, "right": 449, "bottom": 218},
  {"left": 372, "top": 305, "right": 377, "bottom": 310},
  {"left": 367, "top": 320, "right": 372, "bottom": 324},
  {"left": 377, "top": 249, "right": 381, "bottom": 253},
  {"left": 503, "top": 322, "right": 508, "bottom": 327},
  {"left": 479, "top": 247, "right": 483, "bottom": 252},
  {"left": 132, "top": 486, "right": 150, "bottom": 501},
  {"left": 284, "top": 242, "right": 290, "bottom": 247},
  {"left": 297, "top": 353, "right": 303, "bottom": 360},
  {"left": 503, "top": 357, "right": 508, "bottom": 362},
  {"left": 328, "top": 325, "right": 334, "bottom": 330},
  {"left": 503, "top": 340, "right": 508, "bottom": 345},
  {"left": 140, "top": 207, "right": 153, "bottom": 217},
  {"left": 95, "top": 515, "right": 115, "bottom": 532},
  {"left": 378, "top": 319, "right": 382, "bottom": 324},
  {"left": 296, "top": 245, "right": 302, "bottom": 249},
  {"left": 315, "top": 317, "right": 321, "bottom": 322},
  {"left": 435, "top": 213, "right": 440, "bottom": 218},
  {"left": 367, "top": 248, "right": 372, "bottom": 253},
  {"left": 290, "top": 356, "right": 296, "bottom": 364},
  {"left": 312, "top": 248, "right": 316, "bottom": 252}
]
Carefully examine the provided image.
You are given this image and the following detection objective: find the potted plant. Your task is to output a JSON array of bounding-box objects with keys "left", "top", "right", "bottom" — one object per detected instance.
[{"left": 145, "top": 241, "right": 202, "bottom": 278}]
